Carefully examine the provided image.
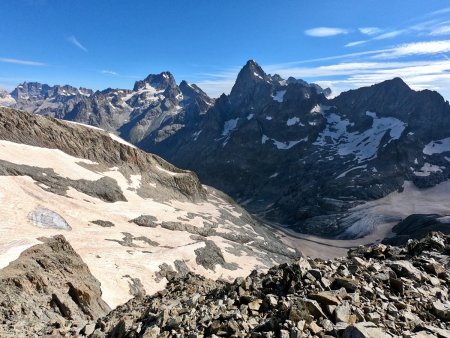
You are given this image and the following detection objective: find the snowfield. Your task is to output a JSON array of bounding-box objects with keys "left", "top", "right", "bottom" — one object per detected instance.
[
  {"left": 0, "top": 137, "right": 294, "bottom": 309},
  {"left": 314, "top": 110, "right": 406, "bottom": 163}
]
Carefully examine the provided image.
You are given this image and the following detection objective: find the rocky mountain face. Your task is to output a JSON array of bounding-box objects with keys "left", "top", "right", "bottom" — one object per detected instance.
[
  {"left": 0, "top": 107, "right": 297, "bottom": 329},
  {"left": 139, "top": 60, "right": 450, "bottom": 240},
  {"left": 0, "top": 235, "right": 110, "bottom": 337},
  {"left": 85, "top": 232, "right": 450, "bottom": 337}
]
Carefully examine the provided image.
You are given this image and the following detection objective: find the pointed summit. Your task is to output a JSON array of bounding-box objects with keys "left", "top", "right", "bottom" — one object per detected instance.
[
  {"left": 179, "top": 80, "right": 214, "bottom": 108},
  {"left": 238, "top": 59, "right": 269, "bottom": 82},
  {"left": 228, "top": 60, "right": 273, "bottom": 106},
  {"left": 375, "top": 77, "right": 410, "bottom": 91}
]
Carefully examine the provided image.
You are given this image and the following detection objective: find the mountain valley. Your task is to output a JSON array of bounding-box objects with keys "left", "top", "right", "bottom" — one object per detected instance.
[{"left": 3, "top": 60, "right": 450, "bottom": 244}]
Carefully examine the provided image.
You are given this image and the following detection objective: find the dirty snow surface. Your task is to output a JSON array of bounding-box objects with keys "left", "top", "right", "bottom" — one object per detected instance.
[{"left": 0, "top": 139, "right": 295, "bottom": 309}]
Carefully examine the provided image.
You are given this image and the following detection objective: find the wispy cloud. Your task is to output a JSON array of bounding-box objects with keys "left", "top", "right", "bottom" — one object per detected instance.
[
  {"left": 345, "top": 40, "right": 367, "bottom": 47},
  {"left": 373, "top": 29, "right": 406, "bottom": 40},
  {"left": 195, "top": 68, "right": 240, "bottom": 98},
  {"left": 373, "top": 40, "right": 450, "bottom": 59},
  {"left": 67, "top": 35, "right": 88, "bottom": 52},
  {"left": 430, "top": 25, "right": 450, "bottom": 36},
  {"left": 359, "top": 27, "right": 382, "bottom": 36},
  {"left": 304, "top": 27, "right": 349, "bottom": 37},
  {"left": 101, "top": 70, "right": 118, "bottom": 76},
  {"left": 281, "top": 40, "right": 450, "bottom": 64},
  {"left": 267, "top": 59, "right": 450, "bottom": 99},
  {"left": 0, "top": 57, "right": 45, "bottom": 66},
  {"left": 425, "top": 7, "right": 450, "bottom": 18}
]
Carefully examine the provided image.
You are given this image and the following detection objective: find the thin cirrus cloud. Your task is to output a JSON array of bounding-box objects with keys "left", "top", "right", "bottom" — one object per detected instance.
[
  {"left": 373, "top": 40, "right": 450, "bottom": 59},
  {"left": 0, "top": 57, "right": 45, "bottom": 66},
  {"left": 101, "top": 70, "right": 118, "bottom": 76},
  {"left": 430, "top": 25, "right": 450, "bottom": 36},
  {"left": 267, "top": 59, "right": 450, "bottom": 100},
  {"left": 345, "top": 40, "right": 368, "bottom": 48},
  {"left": 67, "top": 35, "right": 88, "bottom": 52},
  {"left": 358, "top": 27, "right": 383, "bottom": 36},
  {"left": 373, "top": 30, "right": 406, "bottom": 40},
  {"left": 304, "top": 27, "right": 349, "bottom": 37}
]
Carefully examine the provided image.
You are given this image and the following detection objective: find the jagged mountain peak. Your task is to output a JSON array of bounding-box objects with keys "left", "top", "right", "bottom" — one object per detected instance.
[
  {"left": 179, "top": 80, "right": 212, "bottom": 103},
  {"left": 133, "top": 71, "right": 177, "bottom": 91},
  {"left": 228, "top": 60, "right": 273, "bottom": 107},
  {"left": 179, "top": 80, "right": 204, "bottom": 95},
  {"left": 11, "top": 81, "right": 93, "bottom": 100}
]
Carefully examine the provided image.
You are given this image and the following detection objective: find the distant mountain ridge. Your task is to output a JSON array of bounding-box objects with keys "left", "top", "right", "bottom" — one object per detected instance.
[{"left": 1, "top": 73, "right": 214, "bottom": 145}]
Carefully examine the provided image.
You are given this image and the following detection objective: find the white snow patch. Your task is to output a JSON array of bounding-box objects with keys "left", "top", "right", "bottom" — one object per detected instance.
[
  {"left": 266, "top": 116, "right": 273, "bottom": 121},
  {"left": 272, "top": 90, "right": 286, "bottom": 103},
  {"left": 336, "top": 165, "right": 367, "bottom": 179},
  {"left": 155, "top": 165, "right": 178, "bottom": 176},
  {"left": 310, "top": 104, "right": 320, "bottom": 114},
  {"left": 222, "top": 118, "right": 239, "bottom": 136},
  {"left": 423, "top": 137, "right": 450, "bottom": 155},
  {"left": 253, "top": 72, "right": 263, "bottom": 80},
  {"left": 65, "top": 120, "right": 103, "bottom": 131},
  {"left": 108, "top": 133, "right": 136, "bottom": 149},
  {"left": 437, "top": 216, "right": 450, "bottom": 223},
  {"left": 192, "top": 130, "right": 202, "bottom": 141},
  {"left": 261, "top": 134, "right": 307, "bottom": 150},
  {"left": 247, "top": 113, "right": 254, "bottom": 120},
  {"left": 286, "top": 117, "right": 300, "bottom": 126},
  {"left": 269, "top": 173, "right": 279, "bottom": 178},
  {"left": 414, "top": 163, "right": 444, "bottom": 176}
]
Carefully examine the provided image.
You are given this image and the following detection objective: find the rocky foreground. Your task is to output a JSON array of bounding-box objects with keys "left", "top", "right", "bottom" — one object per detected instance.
[{"left": 64, "top": 232, "right": 450, "bottom": 338}]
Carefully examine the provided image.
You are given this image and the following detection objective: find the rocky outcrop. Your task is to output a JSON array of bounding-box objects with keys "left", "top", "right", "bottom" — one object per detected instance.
[
  {"left": 0, "top": 235, "right": 110, "bottom": 337},
  {"left": 87, "top": 232, "right": 450, "bottom": 337}
]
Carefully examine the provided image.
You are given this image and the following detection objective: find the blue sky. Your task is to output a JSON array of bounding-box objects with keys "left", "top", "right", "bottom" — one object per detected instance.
[{"left": 1, "top": 0, "right": 450, "bottom": 98}]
